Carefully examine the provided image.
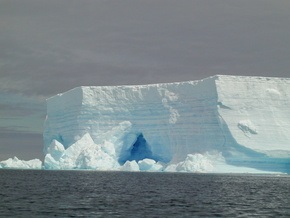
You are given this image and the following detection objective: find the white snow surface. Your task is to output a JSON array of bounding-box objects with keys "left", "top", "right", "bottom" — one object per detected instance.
[{"left": 2, "top": 75, "right": 289, "bottom": 173}]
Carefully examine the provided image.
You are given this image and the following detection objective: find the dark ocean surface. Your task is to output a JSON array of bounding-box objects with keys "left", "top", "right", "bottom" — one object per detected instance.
[{"left": 0, "top": 170, "right": 289, "bottom": 217}]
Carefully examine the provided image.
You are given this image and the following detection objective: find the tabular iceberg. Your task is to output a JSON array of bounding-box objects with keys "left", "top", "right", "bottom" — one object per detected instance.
[{"left": 41, "top": 75, "right": 290, "bottom": 173}]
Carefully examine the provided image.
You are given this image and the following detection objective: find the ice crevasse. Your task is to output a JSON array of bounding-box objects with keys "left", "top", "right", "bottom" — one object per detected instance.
[{"left": 41, "top": 75, "right": 290, "bottom": 173}]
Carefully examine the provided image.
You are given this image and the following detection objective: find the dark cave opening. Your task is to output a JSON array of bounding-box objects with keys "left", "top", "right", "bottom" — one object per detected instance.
[{"left": 119, "top": 133, "right": 158, "bottom": 164}]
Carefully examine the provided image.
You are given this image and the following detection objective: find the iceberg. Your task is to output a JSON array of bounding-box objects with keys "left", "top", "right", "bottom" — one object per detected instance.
[
  {"left": 41, "top": 75, "right": 290, "bottom": 173},
  {"left": 2, "top": 75, "right": 289, "bottom": 173},
  {"left": 0, "top": 157, "right": 42, "bottom": 169}
]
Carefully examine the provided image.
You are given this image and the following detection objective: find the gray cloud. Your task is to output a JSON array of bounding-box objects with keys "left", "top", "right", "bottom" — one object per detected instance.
[
  {"left": 0, "top": 131, "right": 43, "bottom": 161},
  {"left": 0, "top": 0, "right": 290, "bottom": 159},
  {"left": 1, "top": 0, "right": 290, "bottom": 96}
]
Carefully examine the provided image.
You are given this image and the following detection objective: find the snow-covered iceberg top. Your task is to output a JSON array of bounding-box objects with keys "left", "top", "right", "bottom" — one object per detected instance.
[{"left": 2, "top": 75, "right": 289, "bottom": 173}]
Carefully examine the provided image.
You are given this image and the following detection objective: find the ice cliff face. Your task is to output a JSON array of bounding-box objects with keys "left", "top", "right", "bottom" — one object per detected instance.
[{"left": 43, "top": 75, "right": 290, "bottom": 173}]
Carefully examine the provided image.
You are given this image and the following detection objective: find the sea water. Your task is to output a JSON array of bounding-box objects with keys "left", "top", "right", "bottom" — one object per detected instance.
[{"left": 0, "top": 170, "right": 289, "bottom": 217}]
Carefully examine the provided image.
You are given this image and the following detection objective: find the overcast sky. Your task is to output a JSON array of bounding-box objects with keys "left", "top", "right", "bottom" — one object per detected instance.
[{"left": 1, "top": 0, "right": 290, "bottom": 160}]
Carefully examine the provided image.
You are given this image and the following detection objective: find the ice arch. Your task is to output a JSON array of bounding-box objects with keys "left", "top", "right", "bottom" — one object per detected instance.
[{"left": 119, "top": 133, "right": 160, "bottom": 164}]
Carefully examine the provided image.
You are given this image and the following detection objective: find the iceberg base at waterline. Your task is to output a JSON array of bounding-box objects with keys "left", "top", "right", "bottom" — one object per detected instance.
[
  {"left": 0, "top": 136, "right": 285, "bottom": 174},
  {"left": 40, "top": 123, "right": 285, "bottom": 174}
]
